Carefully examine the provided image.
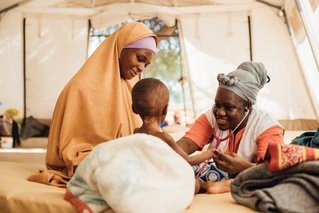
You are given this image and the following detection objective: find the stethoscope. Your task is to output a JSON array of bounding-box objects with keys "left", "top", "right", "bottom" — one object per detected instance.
[{"left": 195, "top": 108, "right": 250, "bottom": 178}]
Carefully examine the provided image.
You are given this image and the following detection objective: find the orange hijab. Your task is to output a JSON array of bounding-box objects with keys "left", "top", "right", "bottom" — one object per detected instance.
[{"left": 28, "top": 22, "right": 158, "bottom": 187}]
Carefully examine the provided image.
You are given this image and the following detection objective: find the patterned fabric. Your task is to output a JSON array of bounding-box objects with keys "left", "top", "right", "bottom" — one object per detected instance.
[
  {"left": 265, "top": 142, "right": 319, "bottom": 173},
  {"left": 65, "top": 134, "right": 195, "bottom": 213},
  {"left": 193, "top": 159, "right": 228, "bottom": 182}
]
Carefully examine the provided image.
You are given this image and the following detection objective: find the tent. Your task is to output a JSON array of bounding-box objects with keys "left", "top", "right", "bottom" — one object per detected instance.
[{"left": 1, "top": 0, "right": 319, "bottom": 130}]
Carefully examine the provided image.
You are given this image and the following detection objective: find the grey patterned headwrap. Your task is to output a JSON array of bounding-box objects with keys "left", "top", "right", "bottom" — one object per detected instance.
[{"left": 217, "top": 61, "right": 269, "bottom": 104}]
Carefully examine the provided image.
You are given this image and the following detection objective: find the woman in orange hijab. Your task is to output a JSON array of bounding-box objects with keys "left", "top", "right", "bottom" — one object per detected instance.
[{"left": 28, "top": 22, "right": 158, "bottom": 187}]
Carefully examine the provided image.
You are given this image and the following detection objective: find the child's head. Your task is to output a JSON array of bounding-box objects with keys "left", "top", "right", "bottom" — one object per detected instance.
[{"left": 132, "top": 78, "right": 169, "bottom": 120}]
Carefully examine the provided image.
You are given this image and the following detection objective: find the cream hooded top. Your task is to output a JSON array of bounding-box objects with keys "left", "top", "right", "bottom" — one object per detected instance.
[{"left": 28, "top": 22, "right": 158, "bottom": 187}]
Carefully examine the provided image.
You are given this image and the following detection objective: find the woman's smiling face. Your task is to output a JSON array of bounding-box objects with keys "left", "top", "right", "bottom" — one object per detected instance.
[
  {"left": 213, "top": 87, "right": 248, "bottom": 131},
  {"left": 119, "top": 48, "right": 155, "bottom": 80}
]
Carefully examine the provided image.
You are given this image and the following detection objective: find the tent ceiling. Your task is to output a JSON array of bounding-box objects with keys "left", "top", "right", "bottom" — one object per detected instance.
[
  {"left": 67, "top": 0, "right": 283, "bottom": 7},
  {"left": 1, "top": 0, "right": 285, "bottom": 15},
  {"left": 0, "top": 0, "right": 24, "bottom": 12}
]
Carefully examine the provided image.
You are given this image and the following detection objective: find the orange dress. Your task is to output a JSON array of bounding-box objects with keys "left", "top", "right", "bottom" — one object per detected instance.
[{"left": 185, "top": 111, "right": 284, "bottom": 163}]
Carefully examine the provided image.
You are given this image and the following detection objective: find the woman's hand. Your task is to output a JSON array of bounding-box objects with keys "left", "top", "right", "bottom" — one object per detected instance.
[{"left": 212, "top": 150, "right": 254, "bottom": 174}]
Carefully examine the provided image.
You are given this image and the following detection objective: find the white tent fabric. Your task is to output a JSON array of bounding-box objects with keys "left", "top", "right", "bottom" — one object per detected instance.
[
  {"left": 179, "top": 6, "right": 317, "bottom": 121},
  {"left": 25, "top": 17, "right": 88, "bottom": 118},
  {"left": 0, "top": 11, "right": 24, "bottom": 116},
  {"left": 0, "top": 0, "right": 318, "bottom": 130}
]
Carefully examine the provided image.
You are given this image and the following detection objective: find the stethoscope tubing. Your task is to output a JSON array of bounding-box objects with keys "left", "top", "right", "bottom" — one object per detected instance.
[
  {"left": 194, "top": 110, "right": 250, "bottom": 179},
  {"left": 195, "top": 129, "right": 233, "bottom": 178}
]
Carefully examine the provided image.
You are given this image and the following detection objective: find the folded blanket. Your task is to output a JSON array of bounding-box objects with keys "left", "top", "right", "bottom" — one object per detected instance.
[
  {"left": 65, "top": 133, "right": 195, "bottom": 213},
  {"left": 231, "top": 161, "right": 319, "bottom": 213},
  {"left": 231, "top": 143, "right": 319, "bottom": 213}
]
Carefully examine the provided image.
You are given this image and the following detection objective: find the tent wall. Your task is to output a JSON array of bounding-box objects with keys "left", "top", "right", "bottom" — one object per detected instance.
[
  {"left": 179, "top": 5, "right": 318, "bottom": 129},
  {"left": 0, "top": 11, "right": 24, "bottom": 116},
  {"left": 0, "top": 1, "right": 318, "bottom": 130},
  {"left": 284, "top": 0, "right": 319, "bottom": 129},
  {"left": 0, "top": 12, "right": 89, "bottom": 119},
  {"left": 25, "top": 16, "right": 88, "bottom": 118},
  {"left": 251, "top": 6, "right": 317, "bottom": 125},
  {"left": 179, "top": 12, "right": 250, "bottom": 117}
]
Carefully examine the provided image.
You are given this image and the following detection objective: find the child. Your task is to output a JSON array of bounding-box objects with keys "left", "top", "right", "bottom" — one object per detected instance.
[
  {"left": 132, "top": 78, "right": 217, "bottom": 193},
  {"left": 65, "top": 80, "right": 197, "bottom": 213},
  {"left": 132, "top": 78, "right": 215, "bottom": 166},
  {"left": 65, "top": 78, "right": 229, "bottom": 213}
]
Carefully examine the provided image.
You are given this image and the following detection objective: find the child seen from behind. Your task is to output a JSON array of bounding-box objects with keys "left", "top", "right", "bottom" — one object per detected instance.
[{"left": 132, "top": 78, "right": 217, "bottom": 193}]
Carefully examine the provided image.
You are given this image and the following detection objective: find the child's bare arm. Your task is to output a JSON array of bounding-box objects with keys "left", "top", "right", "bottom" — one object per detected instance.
[
  {"left": 186, "top": 150, "right": 214, "bottom": 166},
  {"left": 156, "top": 133, "right": 190, "bottom": 159},
  {"left": 157, "top": 133, "right": 213, "bottom": 166}
]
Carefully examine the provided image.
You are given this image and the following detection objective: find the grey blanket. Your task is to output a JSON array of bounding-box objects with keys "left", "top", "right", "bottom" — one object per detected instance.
[{"left": 230, "top": 161, "right": 319, "bottom": 213}]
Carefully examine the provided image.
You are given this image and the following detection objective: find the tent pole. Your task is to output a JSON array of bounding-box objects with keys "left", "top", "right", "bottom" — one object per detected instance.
[
  {"left": 23, "top": 18, "right": 26, "bottom": 120},
  {"left": 282, "top": 9, "right": 292, "bottom": 35},
  {"left": 86, "top": 19, "right": 91, "bottom": 59},
  {"left": 0, "top": 4, "right": 19, "bottom": 14},
  {"left": 177, "top": 19, "right": 197, "bottom": 124},
  {"left": 0, "top": 0, "right": 32, "bottom": 15},
  {"left": 248, "top": 15, "right": 253, "bottom": 61},
  {"left": 295, "top": 0, "right": 319, "bottom": 71},
  {"left": 284, "top": 4, "right": 319, "bottom": 123},
  {"left": 255, "top": 0, "right": 281, "bottom": 9}
]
